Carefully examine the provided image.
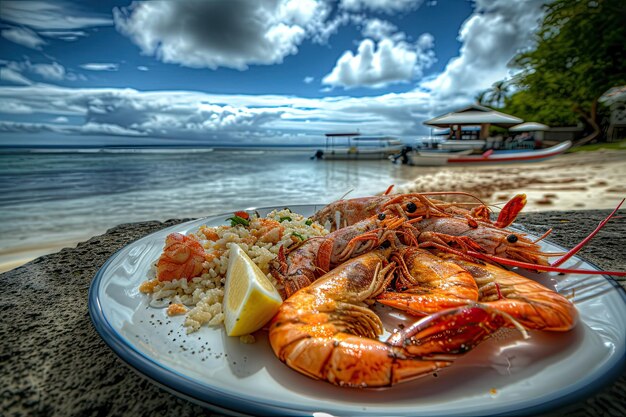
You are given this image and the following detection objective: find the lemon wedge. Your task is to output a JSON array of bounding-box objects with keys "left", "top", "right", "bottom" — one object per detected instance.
[{"left": 223, "top": 244, "right": 283, "bottom": 336}]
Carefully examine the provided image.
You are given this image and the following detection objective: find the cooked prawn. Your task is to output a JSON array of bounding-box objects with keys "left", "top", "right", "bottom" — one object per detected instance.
[
  {"left": 156, "top": 232, "right": 207, "bottom": 281},
  {"left": 269, "top": 250, "right": 518, "bottom": 387},
  {"left": 271, "top": 214, "right": 409, "bottom": 298},
  {"left": 380, "top": 254, "right": 577, "bottom": 331}
]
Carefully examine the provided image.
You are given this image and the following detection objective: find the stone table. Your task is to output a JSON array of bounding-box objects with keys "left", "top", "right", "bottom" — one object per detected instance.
[{"left": 1, "top": 211, "right": 625, "bottom": 417}]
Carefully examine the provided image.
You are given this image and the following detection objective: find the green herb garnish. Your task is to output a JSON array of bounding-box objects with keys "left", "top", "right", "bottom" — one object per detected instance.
[
  {"left": 227, "top": 215, "right": 250, "bottom": 227},
  {"left": 279, "top": 216, "right": 292, "bottom": 222},
  {"left": 305, "top": 219, "right": 313, "bottom": 226},
  {"left": 291, "top": 232, "right": 305, "bottom": 241}
]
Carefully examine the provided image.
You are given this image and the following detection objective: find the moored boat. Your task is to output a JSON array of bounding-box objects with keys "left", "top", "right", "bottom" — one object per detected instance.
[
  {"left": 313, "top": 133, "right": 404, "bottom": 160},
  {"left": 406, "top": 141, "right": 572, "bottom": 166},
  {"left": 406, "top": 149, "right": 472, "bottom": 166},
  {"left": 439, "top": 139, "right": 487, "bottom": 151}
]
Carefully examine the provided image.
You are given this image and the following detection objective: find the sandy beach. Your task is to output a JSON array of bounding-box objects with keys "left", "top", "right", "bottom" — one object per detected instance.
[
  {"left": 397, "top": 149, "right": 626, "bottom": 212},
  {"left": 1, "top": 149, "right": 624, "bottom": 274}
]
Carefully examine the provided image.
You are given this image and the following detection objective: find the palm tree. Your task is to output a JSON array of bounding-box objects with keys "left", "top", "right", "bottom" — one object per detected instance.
[
  {"left": 475, "top": 90, "right": 488, "bottom": 105},
  {"left": 485, "top": 81, "right": 510, "bottom": 108}
]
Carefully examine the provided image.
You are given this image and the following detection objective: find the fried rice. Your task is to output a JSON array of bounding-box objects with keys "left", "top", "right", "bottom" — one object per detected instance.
[{"left": 139, "top": 208, "right": 327, "bottom": 333}]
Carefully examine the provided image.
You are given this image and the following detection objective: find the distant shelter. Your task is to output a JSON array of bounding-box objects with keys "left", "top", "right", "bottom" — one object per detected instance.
[{"left": 424, "top": 104, "right": 523, "bottom": 140}]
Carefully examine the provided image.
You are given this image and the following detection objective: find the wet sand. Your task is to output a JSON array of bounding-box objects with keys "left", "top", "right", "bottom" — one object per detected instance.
[{"left": 2, "top": 149, "right": 624, "bottom": 274}]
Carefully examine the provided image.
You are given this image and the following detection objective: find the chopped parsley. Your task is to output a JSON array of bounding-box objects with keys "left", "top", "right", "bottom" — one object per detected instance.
[{"left": 227, "top": 215, "right": 250, "bottom": 227}]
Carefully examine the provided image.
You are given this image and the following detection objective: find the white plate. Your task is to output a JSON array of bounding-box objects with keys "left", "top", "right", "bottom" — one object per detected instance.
[{"left": 89, "top": 204, "right": 626, "bottom": 416}]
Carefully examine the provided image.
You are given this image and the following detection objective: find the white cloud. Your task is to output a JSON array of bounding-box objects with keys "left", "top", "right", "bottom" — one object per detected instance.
[
  {"left": 1, "top": 60, "right": 81, "bottom": 85},
  {"left": 0, "top": 85, "right": 288, "bottom": 141},
  {"left": 0, "top": 83, "right": 435, "bottom": 142},
  {"left": 0, "top": 1, "right": 110, "bottom": 55},
  {"left": 0, "top": 100, "right": 33, "bottom": 114},
  {"left": 38, "top": 30, "right": 88, "bottom": 41},
  {"left": 78, "top": 122, "right": 146, "bottom": 137},
  {"left": 81, "top": 63, "right": 119, "bottom": 71},
  {"left": 304, "top": 76, "right": 314, "bottom": 84},
  {"left": 1, "top": 1, "right": 112, "bottom": 30},
  {"left": 0, "top": 0, "right": 549, "bottom": 142},
  {"left": 52, "top": 116, "right": 69, "bottom": 123},
  {"left": 28, "top": 62, "right": 66, "bottom": 81},
  {"left": 323, "top": 34, "right": 435, "bottom": 89},
  {"left": 114, "top": 0, "right": 330, "bottom": 70},
  {"left": 308, "top": 9, "right": 355, "bottom": 44},
  {"left": 340, "top": 0, "right": 424, "bottom": 13},
  {"left": 0, "top": 121, "right": 57, "bottom": 133},
  {"left": 0, "top": 67, "right": 33, "bottom": 86},
  {"left": 423, "top": 0, "right": 544, "bottom": 104},
  {"left": 361, "top": 19, "right": 399, "bottom": 41},
  {"left": 137, "top": 66, "right": 149, "bottom": 72},
  {"left": 1, "top": 27, "right": 46, "bottom": 50},
  {"left": 81, "top": 93, "right": 286, "bottom": 137}
]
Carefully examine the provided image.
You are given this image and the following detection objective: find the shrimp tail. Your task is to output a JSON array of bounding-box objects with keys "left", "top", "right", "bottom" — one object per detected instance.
[{"left": 494, "top": 194, "right": 527, "bottom": 228}]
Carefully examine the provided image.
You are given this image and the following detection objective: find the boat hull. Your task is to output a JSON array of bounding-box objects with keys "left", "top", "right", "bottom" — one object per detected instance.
[
  {"left": 439, "top": 140, "right": 486, "bottom": 151},
  {"left": 406, "top": 141, "right": 572, "bottom": 166},
  {"left": 408, "top": 149, "right": 472, "bottom": 166}
]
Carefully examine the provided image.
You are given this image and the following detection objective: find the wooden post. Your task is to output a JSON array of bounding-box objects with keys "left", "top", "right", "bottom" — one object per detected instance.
[{"left": 480, "top": 123, "right": 491, "bottom": 139}]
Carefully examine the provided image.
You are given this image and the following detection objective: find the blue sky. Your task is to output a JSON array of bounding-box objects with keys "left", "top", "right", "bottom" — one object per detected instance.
[{"left": 0, "top": 0, "right": 546, "bottom": 146}]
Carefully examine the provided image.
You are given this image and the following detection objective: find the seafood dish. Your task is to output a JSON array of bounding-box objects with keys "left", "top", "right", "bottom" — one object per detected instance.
[
  {"left": 140, "top": 190, "right": 625, "bottom": 388},
  {"left": 139, "top": 208, "right": 327, "bottom": 334}
]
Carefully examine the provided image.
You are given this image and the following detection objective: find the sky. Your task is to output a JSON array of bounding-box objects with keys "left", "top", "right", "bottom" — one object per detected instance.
[{"left": 0, "top": 0, "right": 547, "bottom": 147}]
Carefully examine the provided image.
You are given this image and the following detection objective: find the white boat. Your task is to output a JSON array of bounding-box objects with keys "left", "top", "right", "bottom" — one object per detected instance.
[
  {"left": 314, "top": 133, "right": 404, "bottom": 160},
  {"left": 439, "top": 140, "right": 487, "bottom": 151},
  {"left": 407, "top": 149, "right": 473, "bottom": 166},
  {"left": 407, "top": 141, "right": 572, "bottom": 166}
]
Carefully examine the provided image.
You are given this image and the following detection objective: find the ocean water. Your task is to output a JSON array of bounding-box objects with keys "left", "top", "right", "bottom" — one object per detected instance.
[{"left": 0, "top": 149, "right": 420, "bottom": 262}]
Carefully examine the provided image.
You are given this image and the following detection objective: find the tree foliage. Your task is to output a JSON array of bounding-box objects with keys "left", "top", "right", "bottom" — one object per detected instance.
[
  {"left": 507, "top": 0, "right": 626, "bottom": 142},
  {"left": 504, "top": 89, "right": 579, "bottom": 126}
]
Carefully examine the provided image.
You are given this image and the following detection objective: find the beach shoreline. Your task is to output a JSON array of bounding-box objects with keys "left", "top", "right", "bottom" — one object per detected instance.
[
  {"left": 2, "top": 149, "right": 624, "bottom": 274},
  {"left": 0, "top": 233, "right": 104, "bottom": 274}
]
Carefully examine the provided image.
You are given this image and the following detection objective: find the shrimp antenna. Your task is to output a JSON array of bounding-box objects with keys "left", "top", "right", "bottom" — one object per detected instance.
[
  {"left": 532, "top": 228, "right": 553, "bottom": 244},
  {"left": 551, "top": 198, "right": 624, "bottom": 267},
  {"left": 466, "top": 250, "right": 626, "bottom": 277},
  {"left": 417, "top": 191, "right": 489, "bottom": 206},
  {"left": 338, "top": 188, "right": 354, "bottom": 201}
]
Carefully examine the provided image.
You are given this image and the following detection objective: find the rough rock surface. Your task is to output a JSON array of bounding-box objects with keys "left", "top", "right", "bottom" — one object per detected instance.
[{"left": 1, "top": 211, "right": 624, "bottom": 417}]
